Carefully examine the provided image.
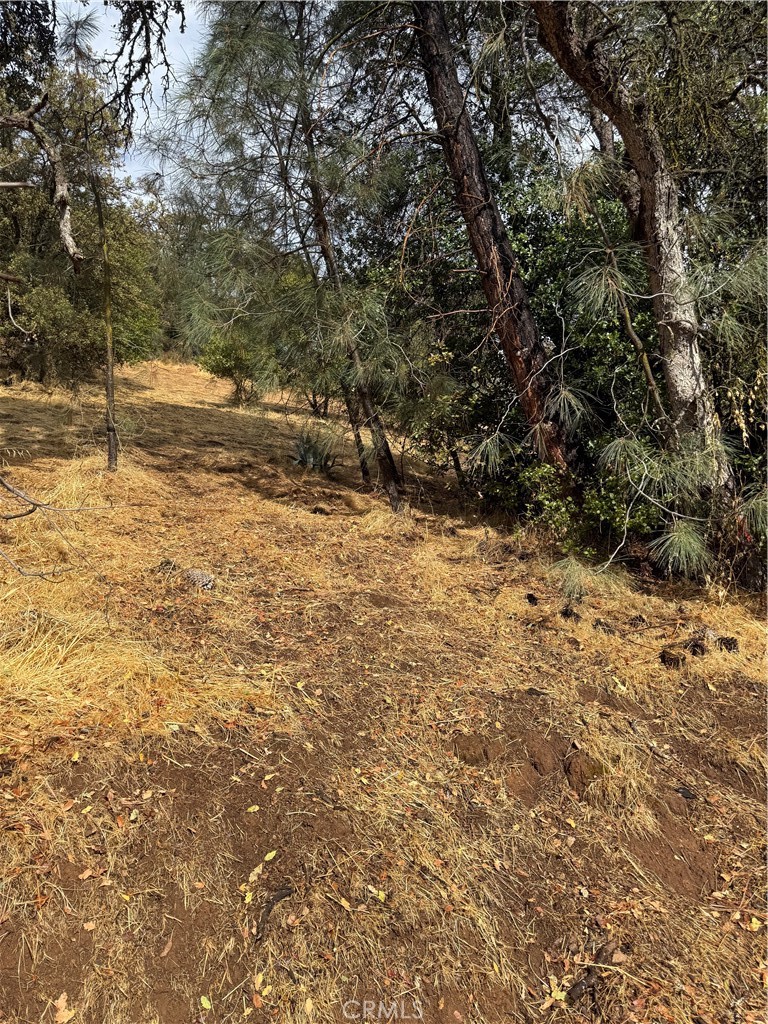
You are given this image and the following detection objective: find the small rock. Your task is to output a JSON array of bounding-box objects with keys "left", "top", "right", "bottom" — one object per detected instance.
[{"left": 674, "top": 785, "right": 697, "bottom": 801}]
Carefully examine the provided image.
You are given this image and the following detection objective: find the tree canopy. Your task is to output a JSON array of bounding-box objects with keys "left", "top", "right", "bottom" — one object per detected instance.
[{"left": 0, "top": 0, "right": 765, "bottom": 584}]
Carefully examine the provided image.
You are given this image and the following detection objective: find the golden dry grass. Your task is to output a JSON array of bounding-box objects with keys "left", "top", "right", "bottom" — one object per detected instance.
[{"left": 0, "top": 362, "right": 765, "bottom": 1024}]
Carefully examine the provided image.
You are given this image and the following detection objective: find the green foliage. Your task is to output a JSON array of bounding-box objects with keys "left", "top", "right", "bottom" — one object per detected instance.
[
  {"left": 648, "top": 520, "right": 712, "bottom": 579},
  {"left": 740, "top": 484, "right": 767, "bottom": 542},
  {"left": 465, "top": 431, "right": 516, "bottom": 479},
  {"left": 518, "top": 463, "right": 578, "bottom": 538},
  {"left": 571, "top": 242, "right": 647, "bottom": 319},
  {"left": 546, "top": 381, "right": 599, "bottom": 437},
  {"left": 0, "top": 1, "right": 56, "bottom": 105},
  {"left": 150, "top": 0, "right": 764, "bottom": 588},
  {"left": 293, "top": 427, "right": 339, "bottom": 475},
  {"left": 0, "top": 66, "right": 163, "bottom": 386},
  {"left": 199, "top": 332, "right": 262, "bottom": 405},
  {"left": 581, "top": 475, "right": 658, "bottom": 536},
  {"left": 12, "top": 285, "right": 101, "bottom": 386}
]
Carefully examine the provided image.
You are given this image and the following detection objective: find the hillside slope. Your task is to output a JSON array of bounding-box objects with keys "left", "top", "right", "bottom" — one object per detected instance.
[{"left": 0, "top": 364, "right": 765, "bottom": 1024}]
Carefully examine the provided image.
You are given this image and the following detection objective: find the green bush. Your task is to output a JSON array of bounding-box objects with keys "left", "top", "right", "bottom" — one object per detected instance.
[
  {"left": 518, "top": 463, "right": 578, "bottom": 538},
  {"left": 199, "top": 333, "right": 260, "bottom": 404},
  {"left": 12, "top": 285, "right": 102, "bottom": 386}
]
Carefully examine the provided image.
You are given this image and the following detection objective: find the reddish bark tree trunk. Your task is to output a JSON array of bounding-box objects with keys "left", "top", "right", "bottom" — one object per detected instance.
[{"left": 414, "top": 0, "right": 572, "bottom": 473}]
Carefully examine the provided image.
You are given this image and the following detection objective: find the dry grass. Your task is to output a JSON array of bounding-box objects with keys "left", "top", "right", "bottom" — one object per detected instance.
[{"left": 0, "top": 363, "right": 765, "bottom": 1024}]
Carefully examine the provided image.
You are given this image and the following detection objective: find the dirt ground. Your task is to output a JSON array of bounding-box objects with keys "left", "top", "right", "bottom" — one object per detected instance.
[{"left": 0, "top": 363, "right": 765, "bottom": 1024}]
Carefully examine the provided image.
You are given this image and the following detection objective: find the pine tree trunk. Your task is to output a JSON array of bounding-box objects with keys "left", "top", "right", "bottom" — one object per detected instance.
[
  {"left": 92, "top": 182, "right": 117, "bottom": 472},
  {"left": 341, "top": 380, "right": 371, "bottom": 485},
  {"left": 533, "top": 2, "right": 723, "bottom": 450},
  {"left": 308, "top": 179, "right": 401, "bottom": 506},
  {"left": 87, "top": 148, "right": 117, "bottom": 472},
  {"left": 293, "top": 25, "right": 401, "bottom": 508},
  {"left": 450, "top": 448, "right": 467, "bottom": 490},
  {"left": 414, "top": 0, "right": 572, "bottom": 474}
]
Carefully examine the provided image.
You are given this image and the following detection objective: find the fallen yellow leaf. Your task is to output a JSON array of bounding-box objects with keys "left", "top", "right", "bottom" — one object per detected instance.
[{"left": 53, "top": 992, "right": 76, "bottom": 1024}]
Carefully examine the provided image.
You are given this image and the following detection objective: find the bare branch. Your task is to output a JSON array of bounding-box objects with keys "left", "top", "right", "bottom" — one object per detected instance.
[{"left": 0, "top": 93, "right": 84, "bottom": 270}]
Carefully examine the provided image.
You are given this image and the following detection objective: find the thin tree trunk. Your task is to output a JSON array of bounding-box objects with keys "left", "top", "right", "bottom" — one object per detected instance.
[
  {"left": 352, "top": 372, "right": 401, "bottom": 508},
  {"left": 449, "top": 448, "right": 467, "bottom": 489},
  {"left": 91, "top": 181, "right": 117, "bottom": 472},
  {"left": 293, "top": 10, "right": 401, "bottom": 507},
  {"left": 75, "top": 60, "right": 117, "bottom": 474},
  {"left": 341, "top": 380, "right": 371, "bottom": 485},
  {"left": 594, "top": 215, "right": 669, "bottom": 428},
  {"left": 532, "top": 2, "right": 722, "bottom": 450},
  {"left": 305, "top": 161, "right": 401, "bottom": 506},
  {"left": 413, "top": 0, "right": 572, "bottom": 474}
]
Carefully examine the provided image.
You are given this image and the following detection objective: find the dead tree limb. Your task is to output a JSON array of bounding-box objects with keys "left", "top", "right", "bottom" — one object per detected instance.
[
  {"left": 0, "top": 94, "right": 84, "bottom": 270},
  {"left": 565, "top": 939, "right": 620, "bottom": 1005}
]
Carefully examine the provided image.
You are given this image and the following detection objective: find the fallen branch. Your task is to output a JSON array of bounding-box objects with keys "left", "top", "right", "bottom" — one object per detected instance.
[
  {"left": 566, "top": 939, "right": 620, "bottom": 1004},
  {"left": 253, "top": 886, "right": 294, "bottom": 943},
  {"left": 0, "top": 474, "right": 114, "bottom": 515},
  {"left": 0, "top": 474, "right": 109, "bottom": 580},
  {"left": 0, "top": 546, "right": 72, "bottom": 580},
  {"left": 6, "top": 285, "right": 31, "bottom": 334}
]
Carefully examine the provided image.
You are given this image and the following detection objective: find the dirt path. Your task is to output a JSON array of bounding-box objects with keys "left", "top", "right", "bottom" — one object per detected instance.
[{"left": 0, "top": 364, "right": 765, "bottom": 1024}]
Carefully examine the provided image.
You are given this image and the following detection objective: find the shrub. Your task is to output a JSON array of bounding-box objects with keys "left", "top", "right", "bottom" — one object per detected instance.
[{"left": 293, "top": 428, "right": 339, "bottom": 474}]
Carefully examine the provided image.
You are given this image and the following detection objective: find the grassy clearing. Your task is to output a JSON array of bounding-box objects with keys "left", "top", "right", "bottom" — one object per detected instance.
[{"left": 0, "top": 363, "right": 765, "bottom": 1024}]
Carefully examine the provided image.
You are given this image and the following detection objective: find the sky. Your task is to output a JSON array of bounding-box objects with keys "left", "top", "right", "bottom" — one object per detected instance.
[{"left": 56, "top": 0, "right": 206, "bottom": 178}]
